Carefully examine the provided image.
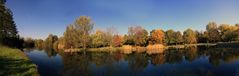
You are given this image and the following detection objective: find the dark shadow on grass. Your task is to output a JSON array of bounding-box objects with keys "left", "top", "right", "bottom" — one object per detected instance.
[{"left": 0, "top": 56, "right": 37, "bottom": 76}]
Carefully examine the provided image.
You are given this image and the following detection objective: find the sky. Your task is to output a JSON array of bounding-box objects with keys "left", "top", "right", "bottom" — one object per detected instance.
[{"left": 5, "top": 0, "right": 239, "bottom": 39}]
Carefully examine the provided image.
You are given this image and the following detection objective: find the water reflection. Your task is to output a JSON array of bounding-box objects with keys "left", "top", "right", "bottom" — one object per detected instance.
[
  {"left": 24, "top": 49, "right": 63, "bottom": 76},
  {"left": 62, "top": 53, "right": 91, "bottom": 76},
  {"left": 127, "top": 53, "right": 148, "bottom": 73},
  {"left": 184, "top": 46, "right": 198, "bottom": 62},
  {"left": 24, "top": 46, "right": 239, "bottom": 76}
]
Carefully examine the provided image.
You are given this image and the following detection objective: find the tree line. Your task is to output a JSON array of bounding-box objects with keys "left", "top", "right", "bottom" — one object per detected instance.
[{"left": 31, "top": 16, "right": 239, "bottom": 50}]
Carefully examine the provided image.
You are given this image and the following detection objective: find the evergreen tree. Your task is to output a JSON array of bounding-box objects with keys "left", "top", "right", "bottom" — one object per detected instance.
[{"left": 0, "top": 0, "right": 21, "bottom": 48}]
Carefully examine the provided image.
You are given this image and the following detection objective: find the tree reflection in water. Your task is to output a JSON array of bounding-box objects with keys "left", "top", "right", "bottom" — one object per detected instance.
[
  {"left": 150, "top": 53, "right": 165, "bottom": 65},
  {"left": 184, "top": 46, "right": 198, "bottom": 62},
  {"left": 26, "top": 46, "right": 239, "bottom": 76},
  {"left": 126, "top": 53, "right": 148, "bottom": 74},
  {"left": 61, "top": 47, "right": 239, "bottom": 76},
  {"left": 44, "top": 48, "right": 58, "bottom": 58},
  {"left": 61, "top": 53, "right": 91, "bottom": 76}
]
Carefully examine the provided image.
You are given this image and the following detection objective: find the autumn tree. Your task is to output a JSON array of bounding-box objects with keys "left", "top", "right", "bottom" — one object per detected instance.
[
  {"left": 44, "top": 34, "right": 58, "bottom": 49},
  {"left": 183, "top": 28, "right": 197, "bottom": 44},
  {"left": 233, "top": 30, "right": 239, "bottom": 41},
  {"left": 206, "top": 22, "right": 221, "bottom": 43},
  {"left": 134, "top": 26, "right": 148, "bottom": 46},
  {"left": 174, "top": 31, "right": 183, "bottom": 45},
  {"left": 218, "top": 24, "right": 232, "bottom": 42},
  {"left": 91, "top": 30, "right": 107, "bottom": 48},
  {"left": 219, "top": 24, "right": 239, "bottom": 42},
  {"left": 165, "top": 29, "right": 176, "bottom": 45},
  {"left": 63, "top": 25, "right": 77, "bottom": 49},
  {"left": 34, "top": 39, "right": 44, "bottom": 49},
  {"left": 149, "top": 29, "right": 165, "bottom": 44},
  {"left": 104, "top": 27, "right": 117, "bottom": 47},
  {"left": 112, "top": 35, "right": 123, "bottom": 47},
  {"left": 126, "top": 26, "right": 148, "bottom": 46},
  {"left": 63, "top": 16, "right": 94, "bottom": 49},
  {"left": 123, "top": 27, "right": 135, "bottom": 45},
  {"left": 74, "top": 16, "right": 94, "bottom": 50},
  {"left": 57, "top": 37, "right": 65, "bottom": 50},
  {"left": 195, "top": 31, "right": 208, "bottom": 43},
  {"left": 165, "top": 30, "right": 183, "bottom": 45}
]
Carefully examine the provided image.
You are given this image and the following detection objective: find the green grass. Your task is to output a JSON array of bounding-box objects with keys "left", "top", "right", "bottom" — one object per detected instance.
[{"left": 0, "top": 45, "right": 39, "bottom": 76}]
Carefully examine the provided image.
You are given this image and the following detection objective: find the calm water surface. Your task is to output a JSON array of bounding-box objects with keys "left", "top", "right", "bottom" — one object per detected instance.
[{"left": 24, "top": 46, "right": 239, "bottom": 76}]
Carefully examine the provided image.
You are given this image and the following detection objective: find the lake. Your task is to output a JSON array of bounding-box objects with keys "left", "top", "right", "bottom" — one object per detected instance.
[{"left": 24, "top": 46, "right": 239, "bottom": 76}]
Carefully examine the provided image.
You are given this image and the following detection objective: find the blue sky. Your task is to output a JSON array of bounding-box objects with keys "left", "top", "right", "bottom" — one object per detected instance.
[{"left": 6, "top": 0, "right": 239, "bottom": 39}]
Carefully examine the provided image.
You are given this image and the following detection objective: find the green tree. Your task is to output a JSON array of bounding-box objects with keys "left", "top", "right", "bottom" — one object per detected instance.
[
  {"left": 91, "top": 30, "right": 107, "bottom": 48},
  {"left": 23, "top": 38, "right": 35, "bottom": 48},
  {"left": 123, "top": 35, "right": 134, "bottom": 45},
  {"left": 183, "top": 28, "right": 197, "bottom": 44},
  {"left": 165, "top": 29, "right": 175, "bottom": 45},
  {"left": 0, "top": 0, "right": 20, "bottom": 47},
  {"left": 0, "top": 0, "right": 5, "bottom": 4}
]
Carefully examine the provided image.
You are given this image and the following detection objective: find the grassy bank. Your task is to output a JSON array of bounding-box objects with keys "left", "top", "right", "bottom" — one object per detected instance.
[{"left": 0, "top": 45, "right": 39, "bottom": 76}]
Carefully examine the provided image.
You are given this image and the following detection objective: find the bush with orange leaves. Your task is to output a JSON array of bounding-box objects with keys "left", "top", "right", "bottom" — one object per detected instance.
[
  {"left": 121, "top": 45, "right": 133, "bottom": 54},
  {"left": 146, "top": 44, "right": 165, "bottom": 54}
]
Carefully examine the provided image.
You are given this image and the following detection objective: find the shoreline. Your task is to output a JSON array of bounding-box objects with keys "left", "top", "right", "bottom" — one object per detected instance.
[
  {"left": 0, "top": 46, "right": 39, "bottom": 76},
  {"left": 63, "top": 42, "right": 239, "bottom": 54}
]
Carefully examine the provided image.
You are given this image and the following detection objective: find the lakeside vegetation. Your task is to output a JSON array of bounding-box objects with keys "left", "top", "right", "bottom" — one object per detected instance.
[
  {"left": 26, "top": 16, "right": 239, "bottom": 53},
  {"left": 0, "top": 45, "right": 38, "bottom": 76}
]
